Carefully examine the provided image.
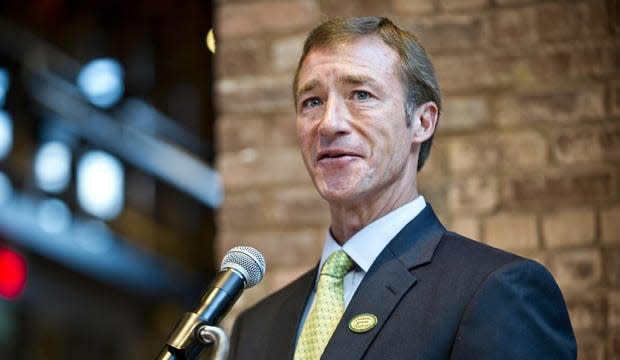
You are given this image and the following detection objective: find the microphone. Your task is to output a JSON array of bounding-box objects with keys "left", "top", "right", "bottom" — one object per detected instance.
[
  {"left": 157, "top": 246, "right": 266, "bottom": 360},
  {"left": 195, "top": 246, "right": 266, "bottom": 324}
]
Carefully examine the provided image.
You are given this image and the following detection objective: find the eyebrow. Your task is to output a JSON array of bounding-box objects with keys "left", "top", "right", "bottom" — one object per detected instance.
[
  {"left": 297, "top": 79, "right": 320, "bottom": 99},
  {"left": 297, "top": 74, "right": 378, "bottom": 99},
  {"left": 339, "top": 74, "right": 375, "bottom": 87}
]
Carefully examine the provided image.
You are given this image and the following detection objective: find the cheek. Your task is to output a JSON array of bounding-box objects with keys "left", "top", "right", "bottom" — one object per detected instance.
[
  {"left": 296, "top": 123, "right": 315, "bottom": 158},
  {"left": 372, "top": 126, "right": 411, "bottom": 166}
]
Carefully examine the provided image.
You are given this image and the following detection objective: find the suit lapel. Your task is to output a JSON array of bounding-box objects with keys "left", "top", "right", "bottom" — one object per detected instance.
[
  {"left": 264, "top": 267, "right": 317, "bottom": 359},
  {"left": 322, "top": 205, "right": 446, "bottom": 359}
]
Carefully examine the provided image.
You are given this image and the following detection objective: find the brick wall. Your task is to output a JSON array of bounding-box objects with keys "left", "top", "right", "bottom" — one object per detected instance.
[{"left": 214, "top": 0, "right": 620, "bottom": 358}]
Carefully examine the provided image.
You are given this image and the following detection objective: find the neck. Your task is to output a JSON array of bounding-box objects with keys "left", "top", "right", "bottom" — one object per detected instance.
[{"left": 328, "top": 184, "right": 419, "bottom": 245}]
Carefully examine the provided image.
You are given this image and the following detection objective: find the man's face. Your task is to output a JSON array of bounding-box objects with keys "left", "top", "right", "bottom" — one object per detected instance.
[{"left": 295, "top": 36, "right": 418, "bottom": 206}]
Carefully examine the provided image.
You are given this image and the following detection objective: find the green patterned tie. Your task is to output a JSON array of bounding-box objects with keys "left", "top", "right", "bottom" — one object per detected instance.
[{"left": 294, "top": 250, "right": 355, "bottom": 360}]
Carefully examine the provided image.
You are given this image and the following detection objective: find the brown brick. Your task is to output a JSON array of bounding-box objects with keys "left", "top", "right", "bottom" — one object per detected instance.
[
  {"left": 535, "top": 0, "right": 608, "bottom": 41},
  {"left": 267, "top": 185, "right": 330, "bottom": 227},
  {"left": 440, "top": 0, "right": 488, "bottom": 12},
  {"left": 575, "top": 335, "right": 606, "bottom": 360},
  {"left": 218, "top": 147, "right": 308, "bottom": 190},
  {"left": 615, "top": 0, "right": 620, "bottom": 32},
  {"left": 418, "top": 176, "right": 450, "bottom": 213},
  {"left": 447, "top": 176, "right": 499, "bottom": 214},
  {"left": 493, "top": 94, "right": 520, "bottom": 127},
  {"left": 216, "top": 74, "right": 293, "bottom": 114},
  {"left": 491, "top": 7, "right": 537, "bottom": 46},
  {"left": 216, "top": 39, "right": 264, "bottom": 77},
  {"left": 268, "top": 111, "right": 298, "bottom": 148},
  {"left": 600, "top": 124, "right": 620, "bottom": 163},
  {"left": 502, "top": 169, "right": 615, "bottom": 208},
  {"left": 271, "top": 35, "right": 305, "bottom": 72},
  {"left": 610, "top": 290, "right": 620, "bottom": 328},
  {"left": 601, "top": 205, "right": 620, "bottom": 245},
  {"left": 440, "top": 96, "right": 489, "bottom": 131},
  {"left": 536, "top": 3, "right": 580, "bottom": 41},
  {"left": 536, "top": 1, "right": 609, "bottom": 42},
  {"left": 571, "top": 44, "right": 617, "bottom": 80},
  {"left": 546, "top": 249, "right": 603, "bottom": 290},
  {"left": 320, "top": 0, "right": 392, "bottom": 17},
  {"left": 573, "top": 83, "right": 607, "bottom": 120},
  {"left": 482, "top": 213, "right": 539, "bottom": 252},
  {"left": 447, "top": 135, "right": 500, "bottom": 174},
  {"left": 578, "top": 0, "right": 609, "bottom": 37},
  {"left": 612, "top": 80, "right": 620, "bottom": 117},
  {"left": 606, "top": 248, "right": 620, "bottom": 287},
  {"left": 527, "top": 46, "right": 572, "bottom": 83},
  {"left": 218, "top": 189, "right": 268, "bottom": 230},
  {"left": 217, "top": 115, "right": 266, "bottom": 151},
  {"left": 447, "top": 131, "right": 546, "bottom": 174},
  {"left": 434, "top": 54, "right": 514, "bottom": 92},
  {"left": 565, "top": 292, "right": 605, "bottom": 333},
  {"left": 494, "top": 0, "right": 536, "bottom": 4},
  {"left": 217, "top": 228, "right": 323, "bottom": 268},
  {"left": 552, "top": 126, "right": 603, "bottom": 165},
  {"left": 418, "top": 143, "right": 447, "bottom": 179},
  {"left": 518, "top": 85, "right": 606, "bottom": 124},
  {"left": 609, "top": 330, "right": 620, "bottom": 360},
  {"left": 542, "top": 208, "right": 595, "bottom": 249},
  {"left": 216, "top": 1, "right": 319, "bottom": 39},
  {"left": 407, "top": 14, "right": 487, "bottom": 53},
  {"left": 433, "top": 55, "right": 485, "bottom": 92},
  {"left": 509, "top": 58, "right": 537, "bottom": 88},
  {"left": 450, "top": 216, "right": 481, "bottom": 240},
  {"left": 392, "top": 0, "right": 436, "bottom": 15}
]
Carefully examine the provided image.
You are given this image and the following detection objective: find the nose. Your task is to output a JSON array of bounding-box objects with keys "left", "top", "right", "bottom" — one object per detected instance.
[{"left": 318, "top": 97, "right": 352, "bottom": 138}]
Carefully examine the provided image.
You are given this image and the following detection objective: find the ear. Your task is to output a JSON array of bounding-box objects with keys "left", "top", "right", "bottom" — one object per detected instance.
[{"left": 411, "top": 101, "right": 438, "bottom": 144}]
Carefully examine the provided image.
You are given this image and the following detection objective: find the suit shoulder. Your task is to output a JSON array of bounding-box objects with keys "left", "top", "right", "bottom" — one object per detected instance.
[
  {"left": 440, "top": 230, "right": 523, "bottom": 265},
  {"left": 435, "top": 231, "right": 562, "bottom": 293}
]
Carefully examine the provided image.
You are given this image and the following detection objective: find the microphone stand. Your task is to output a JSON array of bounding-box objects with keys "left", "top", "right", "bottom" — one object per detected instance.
[
  {"left": 157, "top": 245, "right": 266, "bottom": 360},
  {"left": 157, "top": 319, "right": 229, "bottom": 360},
  {"left": 157, "top": 270, "right": 243, "bottom": 360}
]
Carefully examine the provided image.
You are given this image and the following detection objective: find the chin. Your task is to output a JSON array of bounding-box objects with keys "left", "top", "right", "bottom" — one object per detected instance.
[
  {"left": 311, "top": 168, "right": 368, "bottom": 201},
  {"left": 316, "top": 185, "right": 361, "bottom": 204}
]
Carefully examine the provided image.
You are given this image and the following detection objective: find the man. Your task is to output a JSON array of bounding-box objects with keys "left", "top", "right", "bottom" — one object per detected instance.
[{"left": 229, "top": 16, "right": 576, "bottom": 359}]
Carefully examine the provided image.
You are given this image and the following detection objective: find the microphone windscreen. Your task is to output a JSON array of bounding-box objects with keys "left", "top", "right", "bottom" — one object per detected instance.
[{"left": 220, "top": 246, "right": 266, "bottom": 288}]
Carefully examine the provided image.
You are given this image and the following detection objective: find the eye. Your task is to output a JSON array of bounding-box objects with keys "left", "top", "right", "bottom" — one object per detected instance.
[
  {"left": 353, "top": 90, "right": 371, "bottom": 101},
  {"left": 302, "top": 97, "right": 323, "bottom": 109}
]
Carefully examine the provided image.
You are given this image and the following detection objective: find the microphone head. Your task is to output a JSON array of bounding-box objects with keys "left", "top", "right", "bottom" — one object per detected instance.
[{"left": 220, "top": 246, "right": 266, "bottom": 288}]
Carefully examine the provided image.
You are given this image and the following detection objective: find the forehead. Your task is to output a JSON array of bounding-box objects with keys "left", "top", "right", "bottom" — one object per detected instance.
[{"left": 296, "top": 36, "right": 401, "bottom": 93}]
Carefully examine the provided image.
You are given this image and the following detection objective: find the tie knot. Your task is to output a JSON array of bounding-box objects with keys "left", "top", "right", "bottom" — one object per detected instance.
[{"left": 321, "top": 250, "right": 354, "bottom": 279}]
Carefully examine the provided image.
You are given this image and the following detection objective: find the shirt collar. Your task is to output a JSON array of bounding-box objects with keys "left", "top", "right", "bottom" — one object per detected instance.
[{"left": 319, "top": 196, "right": 426, "bottom": 273}]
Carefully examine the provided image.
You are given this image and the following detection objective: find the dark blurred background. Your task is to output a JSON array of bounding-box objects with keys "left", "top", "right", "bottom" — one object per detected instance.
[{"left": 0, "top": 1, "right": 219, "bottom": 358}]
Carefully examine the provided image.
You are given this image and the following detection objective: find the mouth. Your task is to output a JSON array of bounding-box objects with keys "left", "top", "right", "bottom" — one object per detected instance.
[{"left": 316, "top": 148, "right": 361, "bottom": 162}]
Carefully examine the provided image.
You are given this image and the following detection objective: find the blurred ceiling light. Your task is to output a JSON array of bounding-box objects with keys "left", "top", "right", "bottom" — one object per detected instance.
[
  {"left": 34, "top": 141, "right": 72, "bottom": 193},
  {"left": 77, "top": 58, "right": 125, "bottom": 108},
  {"left": 0, "top": 68, "right": 9, "bottom": 108},
  {"left": 37, "top": 198, "right": 71, "bottom": 234},
  {"left": 0, "top": 111, "right": 12, "bottom": 160},
  {"left": 0, "top": 172, "right": 12, "bottom": 205},
  {"left": 77, "top": 150, "right": 124, "bottom": 220},
  {"left": 73, "top": 219, "right": 114, "bottom": 254},
  {"left": 206, "top": 28, "right": 216, "bottom": 53}
]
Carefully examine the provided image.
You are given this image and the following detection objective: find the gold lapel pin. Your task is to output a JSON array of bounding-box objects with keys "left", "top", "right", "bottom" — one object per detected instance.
[{"left": 348, "top": 313, "right": 378, "bottom": 333}]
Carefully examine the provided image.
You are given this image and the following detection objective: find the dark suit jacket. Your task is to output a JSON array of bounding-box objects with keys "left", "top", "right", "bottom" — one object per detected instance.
[{"left": 229, "top": 206, "right": 577, "bottom": 359}]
